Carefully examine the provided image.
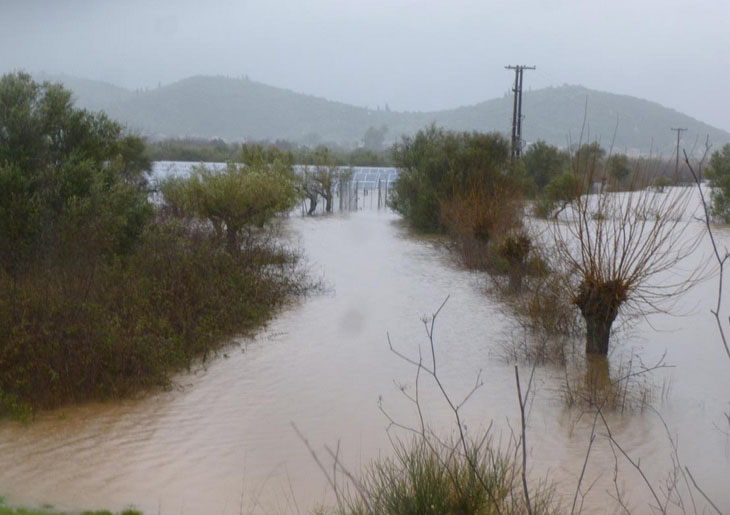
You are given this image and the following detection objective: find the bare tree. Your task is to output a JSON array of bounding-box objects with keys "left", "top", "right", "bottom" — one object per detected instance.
[{"left": 550, "top": 165, "right": 702, "bottom": 355}]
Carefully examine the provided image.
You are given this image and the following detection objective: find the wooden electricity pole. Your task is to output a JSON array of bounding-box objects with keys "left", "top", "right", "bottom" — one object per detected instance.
[
  {"left": 506, "top": 65, "right": 535, "bottom": 161},
  {"left": 671, "top": 127, "right": 687, "bottom": 175}
]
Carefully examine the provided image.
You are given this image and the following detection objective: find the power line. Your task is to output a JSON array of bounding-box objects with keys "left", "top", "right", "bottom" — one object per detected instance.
[
  {"left": 670, "top": 127, "right": 687, "bottom": 175},
  {"left": 505, "top": 65, "right": 536, "bottom": 161}
]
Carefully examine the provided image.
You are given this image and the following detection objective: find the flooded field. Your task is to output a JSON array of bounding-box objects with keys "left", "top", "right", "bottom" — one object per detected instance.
[{"left": 1, "top": 196, "right": 729, "bottom": 513}]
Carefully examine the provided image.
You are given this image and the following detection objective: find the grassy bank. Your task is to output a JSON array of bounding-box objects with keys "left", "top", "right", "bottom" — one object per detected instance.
[{"left": 0, "top": 497, "right": 140, "bottom": 515}]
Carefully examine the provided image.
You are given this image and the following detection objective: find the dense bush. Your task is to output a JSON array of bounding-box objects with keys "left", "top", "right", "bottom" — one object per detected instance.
[
  {"left": 707, "top": 143, "right": 730, "bottom": 222},
  {"left": 0, "top": 72, "right": 152, "bottom": 275},
  {"left": 0, "top": 220, "right": 306, "bottom": 412},
  {"left": 522, "top": 140, "right": 569, "bottom": 192},
  {"left": 391, "top": 126, "right": 537, "bottom": 297},
  {"left": 390, "top": 125, "right": 522, "bottom": 233},
  {"left": 0, "top": 74, "right": 309, "bottom": 416},
  {"left": 161, "top": 146, "right": 300, "bottom": 254}
]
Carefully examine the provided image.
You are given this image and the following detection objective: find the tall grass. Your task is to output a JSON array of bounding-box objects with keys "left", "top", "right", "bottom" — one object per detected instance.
[{"left": 316, "top": 437, "right": 558, "bottom": 515}]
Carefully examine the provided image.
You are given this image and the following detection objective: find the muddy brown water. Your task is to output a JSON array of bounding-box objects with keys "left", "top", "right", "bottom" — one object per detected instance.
[{"left": 1, "top": 205, "right": 729, "bottom": 514}]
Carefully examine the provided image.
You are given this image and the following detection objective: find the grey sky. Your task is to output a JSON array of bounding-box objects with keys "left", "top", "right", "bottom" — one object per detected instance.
[{"left": 2, "top": 0, "right": 729, "bottom": 130}]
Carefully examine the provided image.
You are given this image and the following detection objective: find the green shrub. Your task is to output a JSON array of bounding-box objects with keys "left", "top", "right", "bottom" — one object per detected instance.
[
  {"left": 0, "top": 217, "right": 309, "bottom": 414},
  {"left": 535, "top": 171, "right": 581, "bottom": 219},
  {"left": 390, "top": 125, "right": 517, "bottom": 233},
  {"left": 320, "top": 438, "right": 558, "bottom": 515},
  {"left": 0, "top": 72, "right": 152, "bottom": 275},
  {"left": 161, "top": 153, "right": 299, "bottom": 254},
  {"left": 707, "top": 143, "right": 730, "bottom": 222}
]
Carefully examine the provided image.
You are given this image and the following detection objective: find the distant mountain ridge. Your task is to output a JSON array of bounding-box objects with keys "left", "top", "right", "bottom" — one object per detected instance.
[{"left": 35, "top": 73, "right": 730, "bottom": 155}]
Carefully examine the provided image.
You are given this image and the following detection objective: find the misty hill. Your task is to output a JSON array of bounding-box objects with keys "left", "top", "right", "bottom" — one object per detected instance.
[
  {"left": 42, "top": 74, "right": 730, "bottom": 155},
  {"left": 35, "top": 72, "right": 134, "bottom": 113}
]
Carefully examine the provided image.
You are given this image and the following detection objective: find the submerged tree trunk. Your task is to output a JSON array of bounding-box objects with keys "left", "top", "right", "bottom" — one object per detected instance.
[
  {"left": 324, "top": 193, "right": 333, "bottom": 213},
  {"left": 583, "top": 354, "right": 611, "bottom": 407},
  {"left": 307, "top": 194, "right": 318, "bottom": 215},
  {"left": 574, "top": 279, "right": 626, "bottom": 355}
]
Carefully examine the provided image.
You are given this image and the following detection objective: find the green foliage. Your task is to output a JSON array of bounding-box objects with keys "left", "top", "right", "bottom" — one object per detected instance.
[
  {"left": 390, "top": 125, "right": 514, "bottom": 232},
  {"left": 322, "top": 438, "right": 558, "bottom": 515},
  {"left": 573, "top": 142, "right": 605, "bottom": 174},
  {"left": 707, "top": 143, "right": 730, "bottom": 223},
  {"left": 535, "top": 171, "right": 581, "bottom": 218},
  {"left": 0, "top": 220, "right": 309, "bottom": 413},
  {"left": 240, "top": 142, "right": 294, "bottom": 168},
  {"left": 161, "top": 150, "right": 299, "bottom": 253},
  {"left": 606, "top": 154, "right": 630, "bottom": 184},
  {"left": 521, "top": 140, "right": 569, "bottom": 192},
  {"left": 146, "top": 137, "right": 238, "bottom": 162},
  {"left": 653, "top": 175, "right": 672, "bottom": 192},
  {"left": 0, "top": 72, "right": 152, "bottom": 274},
  {"left": 0, "top": 496, "right": 142, "bottom": 515},
  {"left": 0, "top": 75, "right": 310, "bottom": 416}
]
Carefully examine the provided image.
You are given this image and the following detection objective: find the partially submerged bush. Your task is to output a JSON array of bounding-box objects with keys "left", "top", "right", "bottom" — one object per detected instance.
[
  {"left": 498, "top": 244, "right": 582, "bottom": 366},
  {"left": 390, "top": 126, "right": 519, "bottom": 233},
  {"left": 0, "top": 75, "right": 312, "bottom": 416},
  {"left": 439, "top": 181, "right": 525, "bottom": 271},
  {"left": 0, "top": 219, "right": 311, "bottom": 413}
]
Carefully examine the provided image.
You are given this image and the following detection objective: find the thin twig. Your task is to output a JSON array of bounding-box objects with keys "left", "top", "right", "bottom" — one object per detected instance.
[{"left": 515, "top": 365, "right": 533, "bottom": 515}]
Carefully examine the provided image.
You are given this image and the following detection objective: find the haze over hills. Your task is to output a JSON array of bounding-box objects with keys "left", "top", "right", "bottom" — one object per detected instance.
[{"left": 36, "top": 73, "right": 730, "bottom": 156}]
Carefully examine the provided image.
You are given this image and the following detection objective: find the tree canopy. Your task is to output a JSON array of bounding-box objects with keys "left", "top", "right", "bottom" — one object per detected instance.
[
  {"left": 522, "top": 140, "right": 569, "bottom": 192},
  {"left": 161, "top": 145, "right": 299, "bottom": 253},
  {"left": 0, "top": 72, "right": 151, "bottom": 275},
  {"left": 707, "top": 143, "right": 730, "bottom": 223},
  {"left": 390, "top": 125, "right": 517, "bottom": 232}
]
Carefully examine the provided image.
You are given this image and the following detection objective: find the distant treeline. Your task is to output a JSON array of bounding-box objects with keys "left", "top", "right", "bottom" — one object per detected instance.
[{"left": 146, "top": 137, "right": 394, "bottom": 167}]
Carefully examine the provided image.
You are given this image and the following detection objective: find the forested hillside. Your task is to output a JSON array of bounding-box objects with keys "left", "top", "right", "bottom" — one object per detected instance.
[{"left": 40, "top": 73, "right": 730, "bottom": 154}]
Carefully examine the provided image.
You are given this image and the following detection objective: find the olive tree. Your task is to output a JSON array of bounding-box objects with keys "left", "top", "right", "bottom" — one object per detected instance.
[
  {"left": 161, "top": 155, "right": 299, "bottom": 254},
  {"left": 551, "top": 169, "right": 701, "bottom": 355}
]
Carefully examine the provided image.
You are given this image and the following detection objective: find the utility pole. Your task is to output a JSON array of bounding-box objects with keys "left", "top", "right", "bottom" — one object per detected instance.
[
  {"left": 671, "top": 127, "right": 687, "bottom": 175},
  {"left": 505, "top": 65, "right": 536, "bottom": 161}
]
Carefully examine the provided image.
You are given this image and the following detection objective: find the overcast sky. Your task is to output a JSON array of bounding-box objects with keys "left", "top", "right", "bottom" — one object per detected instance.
[{"left": 2, "top": 0, "right": 729, "bottom": 130}]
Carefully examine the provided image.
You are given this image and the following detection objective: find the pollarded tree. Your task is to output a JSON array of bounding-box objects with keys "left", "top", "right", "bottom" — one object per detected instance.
[
  {"left": 706, "top": 143, "right": 730, "bottom": 223},
  {"left": 551, "top": 167, "right": 701, "bottom": 355}
]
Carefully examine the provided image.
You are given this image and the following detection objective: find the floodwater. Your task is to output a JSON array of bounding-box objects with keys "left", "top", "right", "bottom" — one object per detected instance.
[{"left": 1, "top": 191, "right": 729, "bottom": 513}]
